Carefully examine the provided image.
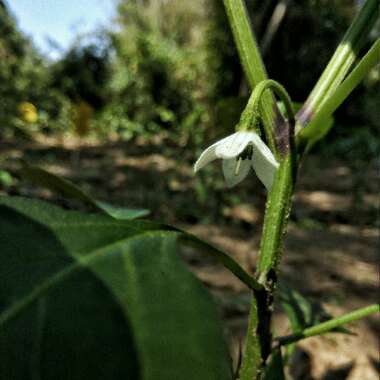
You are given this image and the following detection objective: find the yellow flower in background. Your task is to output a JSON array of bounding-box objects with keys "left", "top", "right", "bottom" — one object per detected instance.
[{"left": 18, "top": 102, "right": 38, "bottom": 123}]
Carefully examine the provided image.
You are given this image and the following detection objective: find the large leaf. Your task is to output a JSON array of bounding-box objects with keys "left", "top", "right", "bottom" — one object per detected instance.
[
  {"left": 0, "top": 196, "right": 231, "bottom": 380},
  {"left": 20, "top": 165, "right": 149, "bottom": 219}
]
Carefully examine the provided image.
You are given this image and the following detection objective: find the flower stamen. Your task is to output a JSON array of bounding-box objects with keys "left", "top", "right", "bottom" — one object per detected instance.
[
  {"left": 235, "top": 145, "right": 254, "bottom": 176},
  {"left": 234, "top": 157, "right": 242, "bottom": 176}
]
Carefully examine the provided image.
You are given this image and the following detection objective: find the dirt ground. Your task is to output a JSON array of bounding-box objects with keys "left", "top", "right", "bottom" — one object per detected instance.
[{"left": 1, "top": 134, "right": 379, "bottom": 380}]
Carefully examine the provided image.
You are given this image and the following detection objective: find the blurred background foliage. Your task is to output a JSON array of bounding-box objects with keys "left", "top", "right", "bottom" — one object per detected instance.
[{"left": 0, "top": 0, "right": 378, "bottom": 159}]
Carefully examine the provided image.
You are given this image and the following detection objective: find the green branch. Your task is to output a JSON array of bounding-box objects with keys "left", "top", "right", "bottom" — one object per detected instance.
[
  {"left": 298, "top": 0, "right": 379, "bottom": 125},
  {"left": 298, "top": 39, "right": 380, "bottom": 149},
  {"left": 239, "top": 79, "right": 295, "bottom": 128},
  {"left": 238, "top": 80, "right": 295, "bottom": 156},
  {"left": 277, "top": 304, "right": 380, "bottom": 346}
]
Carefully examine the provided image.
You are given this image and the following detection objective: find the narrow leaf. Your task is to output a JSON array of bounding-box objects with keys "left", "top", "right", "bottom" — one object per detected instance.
[
  {"left": 277, "top": 304, "right": 379, "bottom": 346},
  {"left": 20, "top": 165, "right": 149, "bottom": 219},
  {"left": 298, "top": 39, "right": 380, "bottom": 149}
]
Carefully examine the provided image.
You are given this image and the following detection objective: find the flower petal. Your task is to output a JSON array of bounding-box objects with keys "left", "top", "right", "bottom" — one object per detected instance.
[
  {"left": 215, "top": 131, "right": 256, "bottom": 159},
  {"left": 222, "top": 158, "right": 251, "bottom": 188},
  {"left": 193, "top": 141, "right": 220, "bottom": 172},
  {"left": 251, "top": 142, "right": 279, "bottom": 191}
]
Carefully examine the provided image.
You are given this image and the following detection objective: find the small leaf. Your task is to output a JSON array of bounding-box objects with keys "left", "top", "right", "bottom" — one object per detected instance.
[{"left": 20, "top": 165, "right": 149, "bottom": 220}]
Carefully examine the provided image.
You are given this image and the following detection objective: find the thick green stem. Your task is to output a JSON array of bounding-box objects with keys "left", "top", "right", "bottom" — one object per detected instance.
[
  {"left": 223, "top": 0, "right": 281, "bottom": 155},
  {"left": 236, "top": 81, "right": 295, "bottom": 379},
  {"left": 277, "top": 304, "right": 380, "bottom": 346},
  {"left": 238, "top": 297, "right": 262, "bottom": 380},
  {"left": 238, "top": 288, "right": 273, "bottom": 380},
  {"left": 256, "top": 152, "right": 296, "bottom": 284},
  {"left": 297, "top": 0, "right": 379, "bottom": 125},
  {"left": 238, "top": 150, "right": 296, "bottom": 379},
  {"left": 223, "top": 0, "right": 268, "bottom": 88}
]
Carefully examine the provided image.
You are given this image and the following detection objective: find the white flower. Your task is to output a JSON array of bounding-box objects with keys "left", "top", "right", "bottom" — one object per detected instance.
[{"left": 194, "top": 131, "right": 279, "bottom": 190}]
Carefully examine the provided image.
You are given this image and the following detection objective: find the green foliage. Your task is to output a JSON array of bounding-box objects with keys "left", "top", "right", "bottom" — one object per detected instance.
[
  {"left": 1, "top": 0, "right": 377, "bottom": 155},
  {"left": 0, "top": 196, "right": 231, "bottom": 380}
]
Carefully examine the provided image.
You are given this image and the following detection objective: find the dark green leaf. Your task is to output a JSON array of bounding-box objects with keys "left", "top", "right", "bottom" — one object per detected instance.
[
  {"left": 20, "top": 165, "right": 149, "bottom": 219},
  {"left": 0, "top": 196, "right": 231, "bottom": 380}
]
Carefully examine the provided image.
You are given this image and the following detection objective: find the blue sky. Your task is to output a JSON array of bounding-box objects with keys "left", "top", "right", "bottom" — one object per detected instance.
[{"left": 7, "top": 0, "right": 116, "bottom": 59}]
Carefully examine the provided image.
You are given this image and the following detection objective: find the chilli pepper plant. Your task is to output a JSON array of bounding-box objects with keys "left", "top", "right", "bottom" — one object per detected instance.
[{"left": 0, "top": 1, "right": 379, "bottom": 379}]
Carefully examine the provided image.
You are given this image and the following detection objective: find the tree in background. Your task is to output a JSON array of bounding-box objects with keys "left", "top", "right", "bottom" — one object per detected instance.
[
  {"left": 50, "top": 37, "right": 111, "bottom": 136},
  {"left": 0, "top": 0, "right": 377, "bottom": 158},
  {"left": 50, "top": 39, "right": 111, "bottom": 110},
  {"left": 103, "top": 0, "right": 208, "bottom": 142}
]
